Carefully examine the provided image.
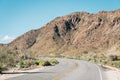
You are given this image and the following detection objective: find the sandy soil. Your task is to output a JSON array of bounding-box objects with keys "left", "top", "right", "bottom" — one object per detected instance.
[
  {"left": 0, "top": 67, "right": 44, "bottom": 80},
  {"left": 105, "top": 70, "right": 120, "bottom": 80},
  {"left": 103, "top": 66, "right": 120, "bottom": 80}
]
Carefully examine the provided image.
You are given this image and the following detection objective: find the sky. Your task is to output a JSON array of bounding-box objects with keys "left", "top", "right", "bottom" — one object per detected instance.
[{"left": 0, "top": 0, "right": 120, "bottom": 44}]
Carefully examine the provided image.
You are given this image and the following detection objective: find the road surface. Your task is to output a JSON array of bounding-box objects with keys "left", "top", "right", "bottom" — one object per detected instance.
[{"left": 5, "top": 58, "right": 105, "bottom": 80}]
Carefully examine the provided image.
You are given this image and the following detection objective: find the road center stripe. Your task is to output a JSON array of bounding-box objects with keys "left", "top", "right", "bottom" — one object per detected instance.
[{"left": 52, "top": 62, "right": 78, "bottom": 80}]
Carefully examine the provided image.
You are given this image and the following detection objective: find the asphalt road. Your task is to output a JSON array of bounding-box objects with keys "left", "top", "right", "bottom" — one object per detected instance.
[{"left": 6, "top": 58, "right": 105, "bottom": 80}]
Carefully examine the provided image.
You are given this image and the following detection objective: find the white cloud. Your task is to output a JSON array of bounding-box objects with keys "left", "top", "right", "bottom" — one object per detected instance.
[{"left": 0, "top": 35, "right": 16, "bottom": 43}]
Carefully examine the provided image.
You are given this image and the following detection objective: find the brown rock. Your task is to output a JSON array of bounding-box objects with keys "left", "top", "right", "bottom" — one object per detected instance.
[{"left": 1, "top": 9, "right": 120, "bottom": 56}]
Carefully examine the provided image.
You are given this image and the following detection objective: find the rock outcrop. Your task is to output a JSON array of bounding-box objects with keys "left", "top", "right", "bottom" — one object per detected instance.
[{"left": 2, "top": 9, "right": 120, "bottom": 56}]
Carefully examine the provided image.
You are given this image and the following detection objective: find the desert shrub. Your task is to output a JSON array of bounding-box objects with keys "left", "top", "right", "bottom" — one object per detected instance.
[
  {"left": 89, "top": 58, "right": 96, "bottom": 63},
  {"left": 83, "top": 51, "right": 88, "bottom": 54},
  {"left": 112, "top": 61, "right": 120, "bottom": 68},
  {"left": 0, "top": 50, "right": 18, "bottom": 68},
  {"left": 19, "top": 60, "right": 35, "bottom": 68},
  {"left": 18, "top": 53, "right": 36, "bottom": 60},
  {"left": 108, "top": 55, "right": 118, "bottom": 61},
  {"left": 34, "top": 60, "right": 40, "bottom": 65},
  {"left": 48, "top": 58, "right": 59, "bottom": 65},
  {"left": 39, "top": 60, "right": 51, "bottom": 66},
  {"left": 24, "top": 60, "right": 34, "bottom": 68},
  {"left": 0, "top": 63, "right": 3, "bottom": 73},
  {"left": 19, "top": 61, "right": 26, "bottom": 68}
]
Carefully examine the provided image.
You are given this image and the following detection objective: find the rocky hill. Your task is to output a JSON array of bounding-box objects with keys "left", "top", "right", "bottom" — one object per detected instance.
[{"left": 2, "top": 9, "right": 120, "bottom": 57}]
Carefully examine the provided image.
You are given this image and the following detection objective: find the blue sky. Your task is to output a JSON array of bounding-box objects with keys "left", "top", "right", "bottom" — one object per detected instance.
[{"left": 0, "top": 0, "right": 120, "bottom": 43}]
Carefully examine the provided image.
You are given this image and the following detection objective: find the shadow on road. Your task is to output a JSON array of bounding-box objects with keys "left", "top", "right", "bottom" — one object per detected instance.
[{"left": 1, "top": 71, "right": 54, "bottom": 74}]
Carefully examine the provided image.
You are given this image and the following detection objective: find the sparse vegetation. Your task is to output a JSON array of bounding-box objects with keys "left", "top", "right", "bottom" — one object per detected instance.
[
  {"left": 56, "top": 50, "right": 120, "bottom": 69},
  {"left": 0, "top": 63, "right": 3, "bottom": 73},
  {"left": 19, "top": 61, "right": 26, "bottom": 68},
  {"left": 19, "top": 60, "right": 35, "bottom": 68},
  {"left": 108, "top": 55, "right": 118, "bottom": 61},
  {"left": 48, "top": 58, "right": 59, "bottom": 65},
  {"left": 18, "top": 58, "right": 59, "bottom": 68},
  {"left": 24, "top": 60, "right": 34, "bottom": 68},
  {"left": 34, "top": 60, "right": 40, "bottom": 66},
  {"left": 39, "top": 60, "right": 51, "bottom": 66},
  {"left": 0, "top": 50, "right": 18, "bottom": 69},
  {"left": 0, "top": 49, "right": 59, "bottom": 71},
  {"left": 112, "top": 61, "right": 120, "bottom": 68}
]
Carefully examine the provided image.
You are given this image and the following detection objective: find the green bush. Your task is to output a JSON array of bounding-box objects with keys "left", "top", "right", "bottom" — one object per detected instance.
[
  {"left": 19, "top": 59, "right": 54, "bottom": 68},
  {"left": 19, "top": 61, "right": 26, "bottom": 68},
  {"left": 39, "top": 60, "right": 51, "bottom": 66},
  {"left": 19, "top": 60, "right": 35, "bottom": 68},
  {"left": 112, "top": 61, "right": 120, "bottom": 68},
  {"left": 34, "top": 58, "right": 59, "bottom": 66},
  {"left": 48, "top": 58, "right": 59, "bottom": 65},
  {"left": 34, "top": 60, "right": 40, "bottom": 65}
]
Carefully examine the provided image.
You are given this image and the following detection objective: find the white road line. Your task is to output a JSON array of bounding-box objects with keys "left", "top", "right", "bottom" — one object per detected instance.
[{"left": 95, "top": 65, "right": 103, "bottom": 80}]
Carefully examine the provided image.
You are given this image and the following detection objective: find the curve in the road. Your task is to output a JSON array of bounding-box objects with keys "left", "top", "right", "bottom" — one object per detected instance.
[
  {"left": 6, "top": 58, "right": 105, "bottom": 80},
  {"left": 95, "top": 64, "right": 103, "bottom": 80}
]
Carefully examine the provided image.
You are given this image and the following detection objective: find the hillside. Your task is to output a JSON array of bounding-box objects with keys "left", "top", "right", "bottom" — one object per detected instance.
[{"left": 1, "top": 9, "right": 120, "bottom": 57}]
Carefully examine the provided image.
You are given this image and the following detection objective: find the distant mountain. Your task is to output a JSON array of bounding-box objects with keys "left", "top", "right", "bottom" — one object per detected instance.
[{"left": 1, "top": 9, "right": 120, "bottom": 57}]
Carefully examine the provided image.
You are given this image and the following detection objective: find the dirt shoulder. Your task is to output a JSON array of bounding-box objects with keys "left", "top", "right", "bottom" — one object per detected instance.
[
  {"left": 102, "top": 65, "right": 120, "bottom": 80},
  {"left": 0, "top": 67, "right": 44, "bottom": 80}
]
